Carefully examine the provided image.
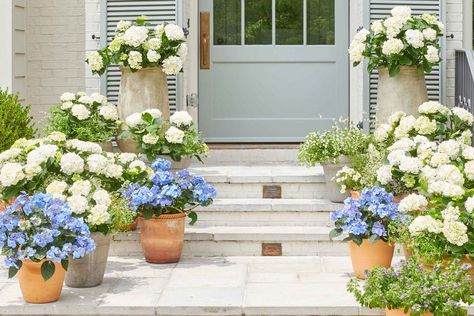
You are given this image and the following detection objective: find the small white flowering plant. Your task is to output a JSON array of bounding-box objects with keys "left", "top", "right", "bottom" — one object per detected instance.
[
  {"left": 298, "top": 119, "right": 373, "bottom": 166},
  {"left": 0, "top": 133, "right": 152, "bottom": 234},
  {"left": 121, "top": 109, "right": 208, "bottom": 162},
  {"left": 86, "top": 16, "right": 187, "bottom": 75},
  {"left": 46, "top": 91, "right": 120, "bottom": 143},
  {"left": 349, "top": 6, "right": 444, "bottom": 76},
  {"left": 375, "top": 102, "right": 474, "bottom": 195}
]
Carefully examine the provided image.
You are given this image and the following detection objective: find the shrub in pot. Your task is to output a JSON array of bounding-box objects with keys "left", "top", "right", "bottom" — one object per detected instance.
[
  {"left": 123, "top": 158, "right": 216, "bottom": 263},
  {"left": 298, "top": 120, "right": 373, "bottom": 202},
  {"left": 45, "top": 91, "right": 121, "bottom": 151},
  {"left": 330, "top": 186, "right": 401, "bottom": 278},
  {"left": 0, "top": 193, "right": 95, "bottom": 303},
  {"left": 347, "top": 258, "right": 473, "bottom": 316},
  {"left": 120, "top": 109, "right": 208, "bottom": 168}
]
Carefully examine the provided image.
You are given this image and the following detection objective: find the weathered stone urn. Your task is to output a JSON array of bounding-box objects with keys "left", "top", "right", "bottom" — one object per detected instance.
[
  {"left": 117, "top": 67, "right": 169, "bottom": 153},
  {"left": 376, "top": 66, "right": 428, "bottom": 123}
]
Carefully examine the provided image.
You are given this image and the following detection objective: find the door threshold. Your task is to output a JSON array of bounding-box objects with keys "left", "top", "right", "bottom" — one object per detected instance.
[{"left": 208, "top": 143, "right": 300, "bottom": 149}]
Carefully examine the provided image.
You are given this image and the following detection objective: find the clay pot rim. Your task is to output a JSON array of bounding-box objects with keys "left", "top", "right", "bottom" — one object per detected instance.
[
  {"left": 348, "top": 238, "right": 395, "bottom": 247},
  {"left": 142, "top": 213, "right": 187, "bottom": 220}
]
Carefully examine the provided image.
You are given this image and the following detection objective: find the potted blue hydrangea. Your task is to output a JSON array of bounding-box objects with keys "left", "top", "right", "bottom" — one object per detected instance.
[
  {"left": 330, "top": 186, "right": 401, "bottom": 279},
  {"left": 0, "top": 193, "right": 95, "bottom": 303},
  {"left": 123, "top": 158, "right": 216, "bottom": 264}
]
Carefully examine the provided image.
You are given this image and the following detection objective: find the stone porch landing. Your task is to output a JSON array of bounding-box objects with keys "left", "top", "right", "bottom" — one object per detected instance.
[{"left": 1, "top": 256, "right": 471, "bottom": 316}]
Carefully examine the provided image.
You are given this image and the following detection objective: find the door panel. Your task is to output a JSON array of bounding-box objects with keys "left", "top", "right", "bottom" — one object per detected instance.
[{"left": 199, "top": 0, "right": 348, "bottom": 142}]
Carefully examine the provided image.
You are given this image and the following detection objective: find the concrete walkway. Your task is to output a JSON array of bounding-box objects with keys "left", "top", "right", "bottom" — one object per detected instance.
[{"left": 3, "top": 256, "right": 469, "bottom": 316}]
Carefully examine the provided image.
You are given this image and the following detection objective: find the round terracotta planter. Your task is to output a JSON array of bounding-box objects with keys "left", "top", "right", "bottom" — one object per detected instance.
[
  {"left": 385, "top": 308, "right": 433, "bottom": 316},
  {"left": 140, "top": 213, "right": 186, "bottom": 264},
  {"left": 349, "top": 239, "right": 395, "bottom": 279},
  {"left": 0, "top": 197, "right": 16, "bottom": 212},
  {"left": 350, "top": 190, "right": 361, "bottom": 199},
  {"left": 18, "top": 260, "right": 65, "bottom": 303},
  {"left": 98, "top": 141, "right": 114, "bottom": 152}
]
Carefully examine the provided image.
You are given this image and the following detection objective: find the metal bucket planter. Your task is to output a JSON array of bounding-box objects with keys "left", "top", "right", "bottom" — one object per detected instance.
[
  {"left": 321, "top": 156, "right": 349, "bottom": 203},
  {"left": 376, "top": 66, "right": 428, "bottom": 123},
  {"left": 65, "top": 232, "right": 111, "bottom": 288},
  {"left": 117, "top": 67, "right": 169, "bottom": 153}
]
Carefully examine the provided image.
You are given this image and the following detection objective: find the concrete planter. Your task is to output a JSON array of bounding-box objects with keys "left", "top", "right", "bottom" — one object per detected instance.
[
  {"left": 321, "top": 156, "right": 349, "bottom": 203},
  {"left": 376, "top": 66, "right": 428, "bottom": 123},
  {"left": 98, "top": 141, "right": 113, "bottom": 153},
  {"left": 65, "top": 232, "right": 111, "bottom": 288},
  {"left": 117, "top": 67, "right": 169, "bottom": 153}
]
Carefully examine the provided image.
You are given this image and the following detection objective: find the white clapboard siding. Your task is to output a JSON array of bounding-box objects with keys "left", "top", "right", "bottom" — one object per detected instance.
[
  {"left": 104, "top": 0, "right": 178, "bottom": 112},
  {"left": 369, "top": 0, "right": 443, "bottom": 129}
]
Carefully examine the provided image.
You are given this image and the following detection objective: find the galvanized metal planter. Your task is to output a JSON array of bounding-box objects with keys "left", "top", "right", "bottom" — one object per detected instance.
[
  {"left": 65, "top": 232, "right": 111, "bottom": 288},
  {"left": 321, "top": 156, "right": 349, "bottom": 203}
]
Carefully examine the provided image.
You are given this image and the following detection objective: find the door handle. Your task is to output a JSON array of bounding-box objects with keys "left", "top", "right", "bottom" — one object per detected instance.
[{"left": 200, "top": 12, "right": 210, "bottom": 69}]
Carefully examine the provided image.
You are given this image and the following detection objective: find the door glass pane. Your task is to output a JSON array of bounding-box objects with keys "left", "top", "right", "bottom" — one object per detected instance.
[
  {"left": 276, "top": 0, "right": 303, "bottom": 45},
  {"left": 214, "top": 0, "right": 241, "bottom": 45},
  {"left": 307, "top": 0, "right": 335, "bottom": 45},
  {"left": 245, "top": 0, "right": 272, "bottom": 45}
]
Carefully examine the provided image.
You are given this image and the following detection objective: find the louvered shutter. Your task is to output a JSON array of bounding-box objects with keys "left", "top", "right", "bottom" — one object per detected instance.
[
  {"left": 104, "top": 0, "right": 178, "bottom": 112},
  {"left": 368, "top": 0, "right": 443, "bottom": 130}
]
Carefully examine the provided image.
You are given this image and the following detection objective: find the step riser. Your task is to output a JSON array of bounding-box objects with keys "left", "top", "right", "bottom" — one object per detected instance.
[
  {"left": 212, "top": 183, "right": 328, "bottom": 199},
  {"left": 203, "top": 148, "right": 299, "bottom": 164},
  {"left": 110, "top": 240, "right": 348, "bottom": 257},
  {"left": 191, "top": 211, "right": 333, "bottom": 227}
]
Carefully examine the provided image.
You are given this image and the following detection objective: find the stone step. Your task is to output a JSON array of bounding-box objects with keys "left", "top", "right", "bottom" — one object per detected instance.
[
  {"left": 193, "top": 198, "right": 341, "bottom": 227},
  {"left": 110, "top": 226, "right": 349, "bottom": 257},
  {"left": 1, "top": 256, "right": 471, "bottom": 316},
  {"left": 203, "top": 147, "right": 299, "bottom": 164},
  {"left": 188, "top": 164, "right": 327, "bottom": 199}
]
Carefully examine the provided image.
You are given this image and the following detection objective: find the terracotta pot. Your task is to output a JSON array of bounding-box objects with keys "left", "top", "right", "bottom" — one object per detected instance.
[
  {"left": 129, "top": 218, "right": 138, "bottom": 231},
  {"left": 349, "top": 239, "right": 395, "bottom": 279},
  {"left": 376, "top": 66, "right": 428, "bottom": 123},
  {"left": 117, "top": 67, "right": 169, "bottom": 153},
  {"left": 350, "top": 190, "right": 361, "bottom": 199},
  {"left": 393, "top": 194, "right": 408, "bottom": 204},
  {"left": 385, "top": 308, "right": 433, "bottom": 316},
  {"left": 99, "top": 141, "right": 114, "bottom": 152},
  {"left": 0, "top": 197, "right": 16, "bottom": 212},
  {"left": 18, "top": 260, "right": 65, "bottom": 303},
  {"left": 140, "top": 213, "right": 186, "bottom": 263}
]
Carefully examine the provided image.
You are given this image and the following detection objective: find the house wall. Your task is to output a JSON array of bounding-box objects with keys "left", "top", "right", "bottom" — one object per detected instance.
[
  {"left": 26, "top": 0, "right": 86, "bottom": 122},
  {"left": 0, "top": 1, "right": 13, "bottom": 93}
]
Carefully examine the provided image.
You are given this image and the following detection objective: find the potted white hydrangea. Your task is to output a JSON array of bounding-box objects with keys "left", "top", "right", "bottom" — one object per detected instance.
[
  {"left": 349, "top": 6, "right": 444, "bottom": 122},
  {"left": 86, "top": 16, "right": 188, "bottom": 153}
]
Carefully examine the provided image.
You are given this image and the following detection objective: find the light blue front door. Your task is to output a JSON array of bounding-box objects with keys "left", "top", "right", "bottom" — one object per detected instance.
[{"left": 199, "top": 0, "right": 349, "bottom": 142}]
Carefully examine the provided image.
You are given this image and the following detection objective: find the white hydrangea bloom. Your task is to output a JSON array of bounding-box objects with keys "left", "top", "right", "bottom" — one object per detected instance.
[
  {"left": 452, "top": 107, "right": 474, "bottom": 125},
  {"left": 465, "top": 197, "right": 474, "bottom": 213},
  {"left": 155, "top": 23, "right": 165, "bottom": 36},
  {"left": 60, "top": 92, "right": 75, "bottom": 102},
  {"left": 165, "top": 126, "right": 185, "bottom": 144},
  {"left": 422, "top": 28, "right": 437, "bottom": 41},
  {"left": 67, "top": 195, "right": 89, "bottom": 214},
  {"left": 383, "top": 16, "right": 405, "bottom": 38},
  {"left": 353, "top": 28, "right": 370, "bottom": 43},
  {"left": 421, "top": 165, "right": 437, "bottom": 181},
  {"left": 177, "top": 43, "right": 188, "bottom": 60},
  {"left": 87, "top": 154, "right": 109, "bottom": 174},
  {"left": 69, "top": 180, "right": 92, "bottom": 196},
  {"left": 405, "top": 29, "right": 424, "bottom": 48},
  {"left": 125, "top": 112, "right": 144, "bottom": 128},
  {"left": 413, "top": 135, "right": 429, "bottom": 144},
  {"left": 105, "top": 164, "right": 123, "bottom": 179},
  {"left": 436, "top": 21, "right": 445, "bottom": 34},
  {"left": 46, "top": 180, "right": 68, "bottom": 200},
  {"left": 60, "top": 153, "right": 85, "bottom": 175},
  {"left": 90, "top": 93, "right": 107, "bottom": 105},
  {"left": 425, "top": 46, "right": 440, "bottom": 63},
  {"left": 87, "top": 51, "right": 104, "bottom": 72},
  {"left": 413, "top": 116, "right": 436, "bottom": 135},
  {"left": 441, "top": 204, "right": 461, "bottom": 222},
  {"left": 387, "top": 149, "right": 406, "bottom": 166},
  {"left": 170, "top": 111, "right": 193, "bottom": 127},
  {"left": 442, "top": 221, "right": 468, "bottom": 246},
  {"left": 123, "top": 26, "right": 148, "bottom": 47},
  {"left": 394, "top": 115, "right": 416, "bottom": 139},
  {"left": 459, "top": 130, "right": 473, "bottom": 145},
  {"left": 0, "top": 148, "right": 22, "bottom": 162},
  {"left": 438, "top": 139, "right": 461, "bottom": 160},
  {"left": 399, "top": 157, "right": 422, "bottom": 174},
  {"left": 78, "top": 95, "right": 93, "bottom": 105},
  {"left": 24, "top": 164, "right": 42, "bottom": 180},
  {"left": 398, "top": 194, "right": 428, "bottom": 213},
  {"left": 143, "top": 134, "right": 159, "bottom": 145},
  {"left": 428, "top": 181, "right": 465, "bottom": 197},
  {"left": 164, "top": 24, "right": 185, "bottom": 41},
  {"left": 429, "top": 153, "right": 450, "bottom": 168},
  {"left": 147, "top": 38, "right": 162, "bottom": 50},
  {"left": 66, "top": 140, "right": 102, "bottom": 154},
  {"left": 109, "top": 37, "right": 123, "bottom": 53},
  {"left": 382, "top": 38, "right": 404, "bottom": 55},
  {"left": 462, "top": 146, "right": 474, "bottom": 160},
  {"left": 87, "top": 204, "right": 111, "bottom": 226},
  {"left": 129, "top": 160, "right": 146, "bottom": 172},
  {"left": 60, "top": 101, "right": 73, "bottom": 110},
  {"left": 422, "top": 14, "right": 438, "bottom": 25},
  {"left": 418, "top": 101, "right": 448, "bottom": 115},
  {"left": 143, "top": 109, "right": 162, "bottom": 118},
  {"left": 388, "top": 111, "right": 406, "bottom": 125},
  {"left": 162, "top": 56, "right": 183, "bottom": 75},
  {"left": 128, "top": 50, "right": 143, "bottom": 70},
  {"left": 99, "top": 105, "right": 119, "bottom": 121},
  {"left": 348, "top": 41, "right": 365, "bottom": 63},
  {"left": 146, "top": 50, "right": 161, "bottom": 63},
  {"left": 47, "top": 132, "right": 67, "bottom": 143},
  {"left": 464, "top": 160, "right": 474, "bottom": 180},
  {"left": 376, "top": 165, "right": 393, "bottom": 185},
  {"left": 0, "top": 163, "right": 24, "bottom": 187},
  {"left": 371, "top": 20, "right": 384, "bottom": 35},
  {"left": 118, "top": 153, "right": 137, "bottom": 164},
  {"left": 93, "top": 189, "right": 112, "bottom": 207},
  {"left": 374, "top": 124, "right": 391, "bottom": 142},
  {"left": 26, "top": 144, "right": 58, "bottom": 166},
  {"left": 409, "top": 215, "right": 443, "bottom": 236},
  {"left": 71, "top": 104, "right": 91, "bottom": 120},
  {"left": 436, "top": 164, "right": 465, "bottom": 185},
  {"left": 389, "top": 138, "right": 415, "bottom": 152},
  {"left": 391, "top": 6, "right": 411, "bottom": 21},
  {"left": 117, "top": 20, "right": 131, "bottom": 32}
]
